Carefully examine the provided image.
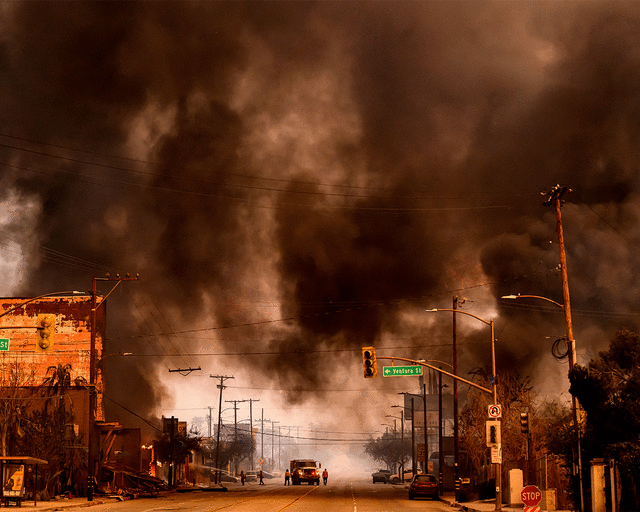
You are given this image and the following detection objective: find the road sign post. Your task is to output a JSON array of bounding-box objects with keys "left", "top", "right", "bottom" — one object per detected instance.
[
  {"left": 521, "top": 484, "right": 542, "bottom": 512},
  {"left": 382, "top": 366, "right": 423, "bottom": 377}
]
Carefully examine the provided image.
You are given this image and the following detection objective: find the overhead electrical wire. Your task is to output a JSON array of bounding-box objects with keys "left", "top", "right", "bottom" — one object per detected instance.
[
  {"left": 0, "top": 132, "right": 539, "bottom": 198},
  {"left": 0, "top": 135, "right": 532, "bottom": 212}
]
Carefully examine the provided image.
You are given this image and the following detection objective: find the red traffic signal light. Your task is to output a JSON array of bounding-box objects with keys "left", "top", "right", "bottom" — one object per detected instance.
[
  {"left": 520, "top": 412, "right": 530, "bottom": 434},
  {"left": 362, "top": 347, "right": 378, "bottom": 378}
]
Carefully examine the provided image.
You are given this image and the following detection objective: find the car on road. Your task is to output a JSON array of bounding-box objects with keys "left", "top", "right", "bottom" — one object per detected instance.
[
  {"left": 372, "top": 469, "right": 391, "bottom": 483},
  {"left": 389, "top": 470, "right": 414, "bottom": 484},
  {"left": 408, "top": 473, "right": 438, "bottom": 500}
]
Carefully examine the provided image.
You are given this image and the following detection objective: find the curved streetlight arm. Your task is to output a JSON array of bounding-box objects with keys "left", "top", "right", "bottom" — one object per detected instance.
[
  {"left": 501, "top": 294, "right": 564, "bottom": 310},
  {"left": 0, "top": 291, "right": 85, "bottom": 319},
  {"left": 426, "top": 308, "right": 490, "bottom": 326},
  {"left": 425, "top": 308, "right": 497, "bottom": 403},
  {"left": 423, "top": 359, "right": 453, "bottom": 371}
]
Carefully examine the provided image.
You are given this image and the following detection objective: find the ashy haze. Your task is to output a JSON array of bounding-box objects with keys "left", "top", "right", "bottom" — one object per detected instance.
[{"left": 2, "top": 1, "right": 640, "bottom": 473}]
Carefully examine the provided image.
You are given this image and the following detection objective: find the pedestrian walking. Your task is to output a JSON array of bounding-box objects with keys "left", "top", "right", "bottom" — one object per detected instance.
[
  {"left": 259, "top": 470, "right": 265, "bottom": 485},
  {"left": 240, "top": 471, "right": 245, "bottom": 485},
  {"left": 322, "top": 469, "right": 328, "bottom": 485},
  {"left": 284, "top": 469, "right": 290, "bottom": 485}
]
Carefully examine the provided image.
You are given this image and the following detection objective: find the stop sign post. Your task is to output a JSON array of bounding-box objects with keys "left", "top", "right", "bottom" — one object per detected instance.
[{"left": 521, "top": 485, "right": 542, "bottom": 512}]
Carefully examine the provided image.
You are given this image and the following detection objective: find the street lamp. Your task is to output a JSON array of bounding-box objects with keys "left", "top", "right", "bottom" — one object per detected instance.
[
  {"left": 0, "top": 291, "right": 85, "bottom": 319},
  {"left": 427, "top": 308, "right": 501, "bottom": 511},
  {"left": 387, "top": 412, "right": 404, "bottom": 482},
  {"left": 501, "top": 293, "right": 584, "bottom": 510}
]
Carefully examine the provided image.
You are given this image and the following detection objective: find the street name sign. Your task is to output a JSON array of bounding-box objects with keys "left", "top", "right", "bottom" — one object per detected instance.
[
  {"left": 0, "top": 339, "right": 9, "bottom": 351},
  {"left": 382, "top": 366, "right": 423, "bottom": 377}
]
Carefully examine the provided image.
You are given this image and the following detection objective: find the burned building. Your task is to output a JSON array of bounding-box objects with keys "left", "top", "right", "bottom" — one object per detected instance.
[{"left": 0, "top": 293, "right": 105, "bottom": 496}]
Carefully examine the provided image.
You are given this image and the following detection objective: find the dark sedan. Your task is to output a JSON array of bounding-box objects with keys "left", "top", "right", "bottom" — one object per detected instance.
[
  {"left": 408, "top": 473, "right": 438, "bottom": 500},
  {"left": 372, "top": 469, "right": 391, "bottom": 483}
]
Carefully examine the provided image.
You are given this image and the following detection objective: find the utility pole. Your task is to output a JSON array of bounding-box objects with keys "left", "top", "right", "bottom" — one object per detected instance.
[
  {"left": 168, "top": 416, "right": 176, "bottom": 488},
  {"left": 271, "top": 420, "right": 279, "bottom": 471},
  {"left": 226, "top": 399, "right": 247, "bottom": 442},
  {"left": 453, "top": 296, "right": 460, "bottom": 500},
  {"left": 88, "top": 273, "right": 138, "bottom": 501},
  {"left": 411, "top": 397, "right": 415, "bottom": 477},
  {"left": 423, "top": 382, "right": 428, "bottom": 473},
  {"left": 246, "top": 399, "right": 260, "bottom": 470},
  {"left": 543, "top": 184, "right": 584, "bottom": 512},
  {"left": 226, "top": 399, "right": 247, "bottom": 476},
  {"left": 438, "top": 369, "right": 444, "bottom": 495},
  {"left": 211, "top": 375, "right": 234, "bottom": 484}
]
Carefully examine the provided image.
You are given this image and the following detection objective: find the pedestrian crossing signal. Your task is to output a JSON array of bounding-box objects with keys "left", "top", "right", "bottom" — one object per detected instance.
[{"left": 362, "top": 347, "right": 378, "bottom": 378}]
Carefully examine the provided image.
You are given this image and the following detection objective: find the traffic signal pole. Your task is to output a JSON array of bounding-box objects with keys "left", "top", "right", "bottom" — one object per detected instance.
[{"left": 376, "top": 356, "right": 493, "bottom": 395}]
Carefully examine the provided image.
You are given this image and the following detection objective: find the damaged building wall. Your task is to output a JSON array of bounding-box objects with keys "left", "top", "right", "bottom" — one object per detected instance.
[{"left": 0, "top": 295, "right": 106, "bottom": 430}]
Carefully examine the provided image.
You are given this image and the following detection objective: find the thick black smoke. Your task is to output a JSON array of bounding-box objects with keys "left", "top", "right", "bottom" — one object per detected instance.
[{"left": 2, "top": 1, "right": 640, "bottom": 421}]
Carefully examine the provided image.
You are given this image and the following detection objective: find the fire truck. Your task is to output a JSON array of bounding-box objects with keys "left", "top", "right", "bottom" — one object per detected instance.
[{"left": 290, "top": 459, "right": 321, "bottom": 485}]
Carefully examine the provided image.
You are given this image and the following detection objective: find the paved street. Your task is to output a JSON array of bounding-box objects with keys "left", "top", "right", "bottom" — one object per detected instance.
[{"left": 16, "top": 479, "right": 458, "bottom": 512}]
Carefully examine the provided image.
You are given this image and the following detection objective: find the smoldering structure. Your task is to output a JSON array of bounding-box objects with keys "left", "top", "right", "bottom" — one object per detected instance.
[{"left": 1, "top": 1, "right": 640, "bottom": 422}]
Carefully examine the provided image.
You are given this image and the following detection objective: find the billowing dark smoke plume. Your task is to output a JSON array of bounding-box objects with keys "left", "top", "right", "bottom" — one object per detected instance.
[{"left": 2, "top": 1, "right": 640, "bottom": 422}]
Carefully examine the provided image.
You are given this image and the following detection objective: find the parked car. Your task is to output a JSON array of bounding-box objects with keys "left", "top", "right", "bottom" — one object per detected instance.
[
  {"left": 389, "top": 470, "right": 414, "bottom": 484},
  {"left": 408, "top": 473, "right": 438, "bottom": 500},
  {"left": 219, "top": 472, "right": 238, "bottom": 483},
  {"left": 372, "top": 469, "right": 391, "bottom": 483}
]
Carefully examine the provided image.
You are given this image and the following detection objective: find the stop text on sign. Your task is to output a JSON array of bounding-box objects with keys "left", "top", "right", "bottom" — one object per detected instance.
[{"left": 521, "top": 485, "right": 542, "bottom": 506}]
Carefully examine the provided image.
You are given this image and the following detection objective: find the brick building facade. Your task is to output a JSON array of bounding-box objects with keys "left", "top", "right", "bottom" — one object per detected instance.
[{"left": 0, "top": 294, "right": 105, "bottom": 419}]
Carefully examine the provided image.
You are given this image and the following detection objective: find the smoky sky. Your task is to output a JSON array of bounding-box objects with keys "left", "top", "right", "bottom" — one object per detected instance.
[{"left": 2, "top": 1, "right": 640, "bottom": 422}]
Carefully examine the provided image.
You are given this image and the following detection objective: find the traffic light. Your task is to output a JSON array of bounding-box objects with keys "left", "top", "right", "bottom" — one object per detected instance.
[
  {"left": 362, "top": 346, "right": 378, "bottom": 378},
  {"left": 485, "top": 420, "right": 501, "bottom": 446},
  {"left": 520, "top": 412, "right": 530, "bottom": 434}
]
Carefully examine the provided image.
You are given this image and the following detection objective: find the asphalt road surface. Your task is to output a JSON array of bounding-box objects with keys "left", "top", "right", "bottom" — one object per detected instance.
[{"left": 83, "top": 478, "right": 453, "bottom": 512}]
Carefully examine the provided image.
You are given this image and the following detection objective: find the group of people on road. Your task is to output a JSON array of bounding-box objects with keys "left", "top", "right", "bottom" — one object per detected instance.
[
  {"left": 283, "top": 469, "right": 328, "bottom": 485},
  {"left": 239, "top": 470, "right": 264, "bottom": 485},
  {"left": 237, "top": 468, "right": 329, "bottom": 487}
]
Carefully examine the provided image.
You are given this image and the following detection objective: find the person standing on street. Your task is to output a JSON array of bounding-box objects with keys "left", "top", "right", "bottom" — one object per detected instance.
[
  {"left": 259, "top": 470, "right": 265, "bottom": 485},
  {"left": 322, "top": 469, "right": 328, "bottom": 485},
  {"left": 284, "top": 470, "right": 290, "bottom": 485},
  {"left": 240, "top": 471, "right": 245, "bottom": 485}
]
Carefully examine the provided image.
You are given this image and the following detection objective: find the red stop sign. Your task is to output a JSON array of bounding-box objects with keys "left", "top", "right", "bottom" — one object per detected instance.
[{"left": 521, "top": 485, "right": 542, "bottom": 506}]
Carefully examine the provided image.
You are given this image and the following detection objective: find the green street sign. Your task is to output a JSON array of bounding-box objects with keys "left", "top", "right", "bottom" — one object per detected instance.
[
  {"left": 382, "top": 365, "right": 423, "bottom": 377},
  {"left": 0, "top": 339, "right": 9, "bottom": 351}
]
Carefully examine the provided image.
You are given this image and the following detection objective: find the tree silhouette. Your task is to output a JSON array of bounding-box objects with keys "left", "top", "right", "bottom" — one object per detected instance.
[{"left": 570, "top": 328, "right": 640, "bottom": 511}]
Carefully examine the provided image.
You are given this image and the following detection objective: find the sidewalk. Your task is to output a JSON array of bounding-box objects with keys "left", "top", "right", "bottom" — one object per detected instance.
[
  {"left": 4, "top": 497, "right": 117, "bottom": 512},
  {"left": 440, "top": 493, "right": 574, "bottom": 512},
  {"left": 441, "top": 493, "right": 523, "bottom": 512},
  {"left": 8, "top": 484, "right": 250, "bottom": 511}
]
